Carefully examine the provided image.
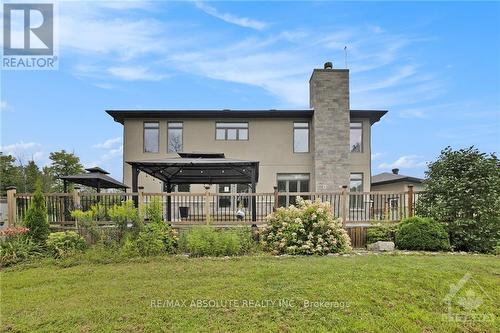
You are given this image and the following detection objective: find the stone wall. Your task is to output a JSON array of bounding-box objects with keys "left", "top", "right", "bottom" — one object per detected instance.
[{"left": 310, "top": 68, "right": 350, "bottom": 192}]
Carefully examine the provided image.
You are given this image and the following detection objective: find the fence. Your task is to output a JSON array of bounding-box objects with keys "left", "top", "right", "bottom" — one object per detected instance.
[{"left": 5, "top": 187, "right": 423, "bottom": 247}]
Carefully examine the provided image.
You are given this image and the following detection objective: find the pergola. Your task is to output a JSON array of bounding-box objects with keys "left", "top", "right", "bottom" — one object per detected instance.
[
  {"left": 127, "top": 153, "right": 259, "bottom": 221},
  {"left": 60, "top": 167, "right": 128, "bottom": 193}
]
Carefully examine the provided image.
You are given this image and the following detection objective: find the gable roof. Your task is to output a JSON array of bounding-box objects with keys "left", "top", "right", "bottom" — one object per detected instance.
[
  {"left": 106, "top": 109, "right": 387, "bottom": 125},
  {"left": 371, "top": 172, "right": 423, "bottom": 186}
]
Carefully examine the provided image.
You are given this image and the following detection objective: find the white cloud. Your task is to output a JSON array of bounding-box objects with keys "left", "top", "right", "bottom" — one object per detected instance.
[
  {"left": 107, "top": 66, "right": 168, "bottom": 81},
  {"left": 102, "top": 145, "right": 123, "bottom": 161},
  {"left": 371, "top": 152, "right": 385, "bottom": 160},
  {"left": 57, "top": 3, "right": 442, "bottom": 107},
  {"left": 93, "top": 137, "right": 121, "bottom": 149},
  {"left": 379, "top": 155, "right": 427, "bottom": 169},
  {"left": 0, "top": 101, "right": 12, "bottom": 112},
  {"left": 0, "top": 141, "right": 45, "bottom": 164},
  {"left": 195, "top": 1, "right": 267, "bottom": 31},
  {"left": 92, "top": 137, "right": 123, "bottom": 163}
]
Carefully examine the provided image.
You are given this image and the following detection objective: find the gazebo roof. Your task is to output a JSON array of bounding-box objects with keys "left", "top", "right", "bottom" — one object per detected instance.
[
  {"left": 127, "top": 154, "right": 259, "bottom": 185},
  {"left": 60, "top": 168, "right": 128, "bottom": 189}
]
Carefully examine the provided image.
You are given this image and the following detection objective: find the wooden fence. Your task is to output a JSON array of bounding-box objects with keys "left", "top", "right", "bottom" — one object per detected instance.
[{"left": 5, "top": 187, "right": 424, "bottom": 248}]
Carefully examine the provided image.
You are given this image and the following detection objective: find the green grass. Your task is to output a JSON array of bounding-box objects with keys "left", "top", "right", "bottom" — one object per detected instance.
[{"left": 1, "top": 254, "right": 499, "bottom": 332}]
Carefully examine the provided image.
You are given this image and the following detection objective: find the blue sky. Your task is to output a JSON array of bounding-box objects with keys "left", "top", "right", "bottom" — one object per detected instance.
[{"left": 1, "top": 0, "right": 499, "bottom": 181}]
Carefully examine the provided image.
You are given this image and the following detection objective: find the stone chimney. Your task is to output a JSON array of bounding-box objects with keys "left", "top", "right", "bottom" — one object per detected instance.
[
  {"left": 392, "top": 168, "right": 399, "bottom": 175},
  {"left": 310, "top": 62, "right": 350, "bottom": 192}
]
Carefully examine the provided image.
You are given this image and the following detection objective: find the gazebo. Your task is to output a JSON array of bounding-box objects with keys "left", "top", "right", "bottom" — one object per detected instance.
[
  {"left": 60, "top": 167, "right": 128, "bottom": 193},
  {"left": 127, "top": 152, "right": 259, "bottom": 221}
]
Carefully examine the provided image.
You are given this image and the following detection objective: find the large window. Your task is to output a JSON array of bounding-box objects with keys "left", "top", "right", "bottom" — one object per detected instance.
[
  {"left": 350, "top": 122, "right": 363, "bottom": 153},
  {"left": 349, "top": 173, "right": 363, "bottom": 209},
  {"left": 216, "top": 123, "right": 248, "bottom": 141},
  {"left": 293, "top": 122, "right": 309, "bottom": 153},
  {"left": 144, "top": 122, "right": 159, "bottom": 153},
  {"left": 168, "top": 122, "right": 183, "bottom": 153},
  {"left": 277, "top": 173, "right": 310, "bottom": 207}
]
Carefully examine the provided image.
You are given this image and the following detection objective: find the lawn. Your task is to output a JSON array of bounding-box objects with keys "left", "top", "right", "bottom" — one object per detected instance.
[{"left": 1, "top": 254, "right": 499, "bottom": 332}]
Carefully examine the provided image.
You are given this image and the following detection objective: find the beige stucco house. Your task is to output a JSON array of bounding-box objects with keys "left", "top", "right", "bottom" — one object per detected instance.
[{"left": 107, "top": 63, "right": 387, "bottom": 199}]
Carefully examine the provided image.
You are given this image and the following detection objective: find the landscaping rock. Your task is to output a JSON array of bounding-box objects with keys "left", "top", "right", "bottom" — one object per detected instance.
[{"left": 367, "top": 241, "right": 395, "bottom": 252}]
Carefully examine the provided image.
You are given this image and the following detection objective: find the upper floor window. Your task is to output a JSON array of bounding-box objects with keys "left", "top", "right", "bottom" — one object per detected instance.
[
  {"left": 144, "top": 122, "right": 159, "bottom": 153},
  {"left": 216, "top": 122, "right": 248, "bottom": 140},
  {"left": 350, "top": 122, "right": 362, "bottom": 153},
  {"left": 293, "top": 122, "right": 309, "bottom": 153},
  {"left": 168, "top": 122, "right": 183, "bottom": 153}
]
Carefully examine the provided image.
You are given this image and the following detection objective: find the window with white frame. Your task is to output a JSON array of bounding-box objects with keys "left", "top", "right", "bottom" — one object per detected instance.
[
  {"left": 293, "top": 122, "right": 309, "bottom": 153},
  {"left": 277, "top": 173, "right": 310, "bottom": 207},
  {"left": 144, "top": 122, "right": 159, "bottom": 153},
  {"left": 168, "top": 122, "right": 183, "bottom": 153},
  {"left": 216, "top": 122, "right": 248, "bottom": 141}
]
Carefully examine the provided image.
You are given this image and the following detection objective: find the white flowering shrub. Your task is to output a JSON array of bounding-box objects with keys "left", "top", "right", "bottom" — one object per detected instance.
[{"left": 261, "top": 197, "right": 352, "bottom": 255}]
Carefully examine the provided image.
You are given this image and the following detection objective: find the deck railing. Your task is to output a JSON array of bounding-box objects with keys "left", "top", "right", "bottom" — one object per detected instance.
[{"left": 6, "top": 187, "right": 423, "bottom": 228}]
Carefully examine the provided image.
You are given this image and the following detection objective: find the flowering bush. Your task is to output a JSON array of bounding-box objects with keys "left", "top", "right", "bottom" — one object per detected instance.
[
  {"left": 261, "top": 197, "right": 351, "bottom": 255},
  {"left": 0, "top": 226, "right": 30, "bottom": 238}
]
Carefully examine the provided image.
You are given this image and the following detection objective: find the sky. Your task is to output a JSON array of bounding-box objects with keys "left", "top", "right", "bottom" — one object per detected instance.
[{"left": 1, "top": 0, "right": 499, "bottom": 181}]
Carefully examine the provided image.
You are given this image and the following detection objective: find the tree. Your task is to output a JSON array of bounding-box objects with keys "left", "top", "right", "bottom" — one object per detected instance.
[
  {"left": 0, "top": 153, "right": 22, "bottom": 196},
  {"left": 23, "top": 160, "right": 42, "bottom": 193},
  {"left": 24, "top": 181, "right": 50, "bottom": 244},
  {"left": 417, "top": 146, "right": 500, "bottom": 253},
  {"left": 47, "top": 150, "right": 84, "bottom": 192}
]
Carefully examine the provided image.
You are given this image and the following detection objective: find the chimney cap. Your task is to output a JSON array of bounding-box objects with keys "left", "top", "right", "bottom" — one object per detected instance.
[
  {"left": 392, "top": 168, "right": 399, "bottom": 175},
  {"left": 324, "top": 62, "right": 333, "bottom": 69}
]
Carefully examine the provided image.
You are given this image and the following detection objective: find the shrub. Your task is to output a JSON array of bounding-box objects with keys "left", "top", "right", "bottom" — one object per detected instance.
[
  {"left": 71, "top": 208, "right": 100, "bottom": 243},
  {"left": 108, "top": 200, "right": 142, "bottom": 241},
  {"left": 46, "top": 231, "right": 87, "bottom": 258},
  {"left": 24, "top": 182, "right": 50, "bottom": 244},
  {"left": 395, "top": 217, "right": 450, "bottom": 251},
  {"left": 261, "top": 197, "right": 351, "bottom": 255},
  {"left": 143, "top": 197, "right": 163, "bottom": 224},
  {"left": 416, "top": 147, "right": 500, "bottom": 253},
  {"left": 124, "top": 222, "right": 178, "bottom": 257},
  {"left": 447, "top": 217, "right": 500, "bottom": 253},
  {"left": 366, "top": 223, "right": 398, "bottom": 244},
  {"left": 179, "top": 226, "right": 254, "bottom": 257},
  {"left": 0, "top": 236, "right": 43, "bottom": 267}
]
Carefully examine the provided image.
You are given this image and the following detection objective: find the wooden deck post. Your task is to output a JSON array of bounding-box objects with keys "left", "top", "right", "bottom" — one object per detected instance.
[
  {"left": 340, "top": 185, "right": 348, "bottom": 228},
  {"left": 407, "top": 185, "right": 414, "bottom": 218},
  {"left": 138, "top": 186, "right": 144, "bottom": 217},
  {"left": 273, "top": 186, "right": 279, "bottom": 212},
  {"left": 6, "top": 186, "right": 17, "bottom": 227},
  {"left": 72, "top": 189, "right": 81, "bottom": 210},
  {"left": 204, "top": 187, "right": 211, "bottom": 225}
]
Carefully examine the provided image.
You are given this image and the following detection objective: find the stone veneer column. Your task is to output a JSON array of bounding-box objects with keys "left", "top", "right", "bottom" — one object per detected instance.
[{"left": 309, "top": 67, "right": 350, "bottom": 192}]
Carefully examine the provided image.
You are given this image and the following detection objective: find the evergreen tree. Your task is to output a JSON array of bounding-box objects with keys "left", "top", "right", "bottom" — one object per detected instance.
[{"left": 24, "top": 181, "right": 50, "bottom": 244}]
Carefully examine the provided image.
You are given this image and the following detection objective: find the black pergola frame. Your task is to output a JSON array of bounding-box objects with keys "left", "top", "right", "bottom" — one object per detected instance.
[{"left": 127, "top": 158, "right": 259, "bottom": 221}]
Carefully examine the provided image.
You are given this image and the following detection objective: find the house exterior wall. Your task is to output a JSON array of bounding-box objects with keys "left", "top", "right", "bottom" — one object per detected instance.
[
  {"left": 349, "top": 119, "right": 372, "bottom": 192},
  {"left": 123, "top": 117, "right": 314, "bottom": 193},
  {"left": 122, "top": 116, "right": 373, "bottom": 193}
]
